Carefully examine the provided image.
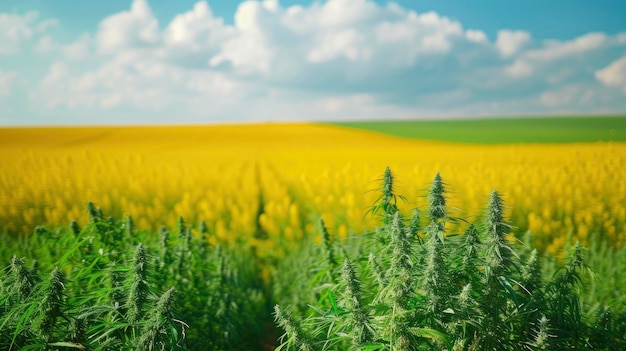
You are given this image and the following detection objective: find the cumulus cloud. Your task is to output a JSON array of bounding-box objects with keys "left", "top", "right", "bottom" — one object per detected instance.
[
  {"left": 0, "top": 71, "right": 17, "bottom": 96},
  {"left": 496, "top": 30, "right": 531, "bottom": 57},
  {"left": 465, "top": 29, "right": 488, "bottom": 44},
  {"left": 7, "top": 0, "right": 624, "bottom": 123},
  {"left": 42, "top": 0, "right": 494, "bottom": 111},
  {"left": 96, "top": 0, "right": 160, "bottom": 53},
  {"left": 164, "top": 2, "right": 232, "bottom": 50},
  {"left": 208, "top": 0, "right": 279, "bottom": 73},
  {"left": 64, "top": 34, "right": 93, "bottom": 60},
  {"left": 595, "top": 54, "right": 626, "bottom": 94},
  {"left": 505, "top": 32, "right": 624, "bottom": 78},
  {"left": 0, "top": 12, "right": 57, "bottom": 55},
  {"left": 209, "top": 0, "right": 474, "bottom": 79},
  {"left": 38, "top": 51, "right": 251, "bottom": 118},
  {"left": 29, "top": 31, "right": 93, "bottom": 59},
  {"left": 34, "top": 35, "right": 58, "bottom": 53},
  {"left": 526, "top": 32, "right": 608, "bottom": 61},
  {"left": 41, "top": 62, "right": 68, "bottom": 87}
]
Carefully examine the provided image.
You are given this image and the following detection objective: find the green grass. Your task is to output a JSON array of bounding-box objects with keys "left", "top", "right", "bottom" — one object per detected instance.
[{"left": 332, "top": 116, "right": 626, "bottom": 144}]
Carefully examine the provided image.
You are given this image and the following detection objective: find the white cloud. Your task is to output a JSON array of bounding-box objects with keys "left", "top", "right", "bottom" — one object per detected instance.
[
  {"left": 505, "top": 60, "right": 533, "bottom": 77},
  {"left": 163, "top": 1, "right": 232, "bottom": 51},
  {"left": 207, "top": 0, "right": 472, "bottom": 82},
  {"left": 0, "top": 12, "right": 37, "bottom": 42},
  {"left": 13, "top": 0, "right": 626, "bottom": 124},
  {"left": 496, "top": 30, "right": 531, "bottom": 57},
  {"left": 317, "top": 0, "right": 379, "bottom": 28},
  {"left": 34, "top": 35, "right": 58, "bottom": 53},
  {"left": 38, "top": 50, "right": 249, "bottom": 115},
  {"left": 525, "top": 32, "right": 608, "bottom": 61},
  {"left": 465, "top": 29, "right": 488, "bottom": 44},
  {"left": 208, "top": 0, "right": 283, "bottom": 74},
  {"left": 0, "top": 11, "right": 57, "bottom": 55},
  {"left": 595, "top": 54, "right": 626, "bottom": 94},
  {"left": 64, "top": 34, "right": 93, "bottom": 60},
  {"left": 307, "top": 28, "right": 367, "bottom": 63},
  {"left": 0, "top": 71, "right": 17, "bottom": 96},
  {"left": 375, "top": 10, "right": 464, "bottom": 55},
  {"left": 35, "top": 18, "right": 58, "bottom": 32},
  {"left": 41, "top": 62, "right": 68, "bottom": 86},
  {"left": 97, "top": 0, "right": 160, "bottom": 53},
  {"left": 506, "top": 31, "right": 625, "bottom": 78}
]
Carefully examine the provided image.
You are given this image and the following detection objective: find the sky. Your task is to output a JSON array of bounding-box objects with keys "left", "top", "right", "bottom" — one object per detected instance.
[{"left": 0, "top": 0, "right": 625, "bottom": 125}]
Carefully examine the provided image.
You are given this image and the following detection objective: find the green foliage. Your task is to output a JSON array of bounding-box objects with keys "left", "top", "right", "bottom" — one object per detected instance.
[
  {"left": 2, "top": 167, "right": 625, "bottom": 350},
  {"left": 0, "top": 205, "right": 269, "bottom": 351},
  {"left": 274, "top": 168, "right": 626, "bottom": 351}
]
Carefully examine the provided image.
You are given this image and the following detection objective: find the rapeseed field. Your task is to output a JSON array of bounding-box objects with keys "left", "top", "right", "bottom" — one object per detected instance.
[{"left": 1, "top": 123, "right": 623, "bottom": 255}]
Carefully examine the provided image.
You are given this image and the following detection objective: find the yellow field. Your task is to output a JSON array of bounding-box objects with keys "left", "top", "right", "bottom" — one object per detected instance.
[{"left": 1, "top": 123, "right": 624, "bottom": 255}]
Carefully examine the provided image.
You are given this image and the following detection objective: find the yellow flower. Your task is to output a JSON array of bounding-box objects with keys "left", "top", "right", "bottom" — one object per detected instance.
[{"left": 1, "top": 124, "right": 623, "bottom": 255}]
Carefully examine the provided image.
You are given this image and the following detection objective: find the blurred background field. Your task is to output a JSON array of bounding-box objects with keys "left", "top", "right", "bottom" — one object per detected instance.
[
  {"left": 1, "top": 116, "right": 624, "bottom": 255},
  {"left": 334, "top": 116, "right": 626, "bottom": 143}
]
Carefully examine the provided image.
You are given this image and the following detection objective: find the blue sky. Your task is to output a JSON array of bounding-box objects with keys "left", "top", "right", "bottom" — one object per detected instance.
[{"left": 1, "top": 0, "right": 625, "bottom": 125}]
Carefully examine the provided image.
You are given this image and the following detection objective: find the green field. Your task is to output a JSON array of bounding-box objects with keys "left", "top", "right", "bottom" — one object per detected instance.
[{"left": 333, "top": 115, "right": 626, "bottom": 144}]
